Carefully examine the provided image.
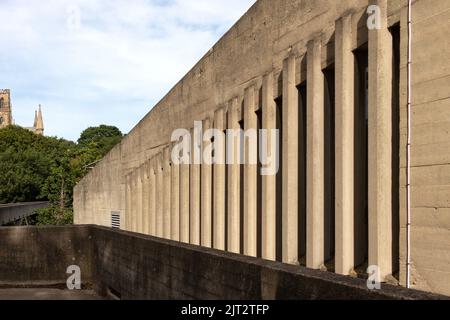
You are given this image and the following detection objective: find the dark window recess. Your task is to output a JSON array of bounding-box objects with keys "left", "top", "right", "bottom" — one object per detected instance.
[
  {"left": 324, "top": 66, "right": 336, "bottom": 267},
  {"left": 354, "top": 45, "right": 369, "bottom": 270},
  {"left": 297, "top": 85, "right": 307, "bottom": 264},
  {"left": 390, "top": 24, "right": 401, "bottom": 278}
]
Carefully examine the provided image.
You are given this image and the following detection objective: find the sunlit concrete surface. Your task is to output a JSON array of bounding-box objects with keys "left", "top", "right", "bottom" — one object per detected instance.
[
  {"left": 0, "top": 289, "right": 104, "bottom": 300},
  {"left": 73, "top": 0, "right": 450, "bottom": 297}
]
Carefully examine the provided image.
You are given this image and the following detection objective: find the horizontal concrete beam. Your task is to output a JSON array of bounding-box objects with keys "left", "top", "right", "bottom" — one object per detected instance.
[{"left": 0, "top": 202, "right": 49, "bottom": 225}]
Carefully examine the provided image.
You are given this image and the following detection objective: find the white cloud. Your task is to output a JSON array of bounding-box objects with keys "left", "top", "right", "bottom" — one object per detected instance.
[{"left": 0, "top": 0, "right": 256, "bottom": 140}]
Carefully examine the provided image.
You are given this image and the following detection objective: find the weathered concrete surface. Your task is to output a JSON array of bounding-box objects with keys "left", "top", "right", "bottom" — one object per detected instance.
[
  {"left": 0, "top": 289, "right": 103, "bottom": 300},
  {"left": 91, "top": 225, "right": 444, "bottom": 300},
  {"left": 334, "top": 14, "right": 355, "bottom": 276},
  {"left": 73, "top": 0, "right": 450, "bottom": 297},
  {"left": 0, "top": 202, "right": 48, "bottom": 225},
  {"left": 0, "top": 226, "right": 93, "bottom": 286},
  {"left": 0, "top": 226, "right": 446, "bottom": 300},
  {"left": 397, "top": 0, "right": 450, "bottom": 295}
]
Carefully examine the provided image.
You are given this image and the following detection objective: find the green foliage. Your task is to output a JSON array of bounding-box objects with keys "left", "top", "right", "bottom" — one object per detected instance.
[
  {"left": 0, "top": 124, "right": 123, "bottom": 225},
  {"left": 78, "top": 125, "right": 123, "bottom": 157},
  {"left": 0, "top": 126, "right": 74, "bottom": 203},
  {"left": 35, "top": 206, "right": 73, "bottom": 225}
]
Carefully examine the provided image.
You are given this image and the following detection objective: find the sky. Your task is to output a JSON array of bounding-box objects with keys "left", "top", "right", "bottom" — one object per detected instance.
[{"left": 0, "top": 0, "right": 256, "bottom": 141}]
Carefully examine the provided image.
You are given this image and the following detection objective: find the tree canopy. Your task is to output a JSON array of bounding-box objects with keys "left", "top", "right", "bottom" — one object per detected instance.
[
  {"left": 0, "top": 124, "right": 123, "bottom": 225},
  {"left": 78, "top": 125, "right": 123, "bottom": 155}
]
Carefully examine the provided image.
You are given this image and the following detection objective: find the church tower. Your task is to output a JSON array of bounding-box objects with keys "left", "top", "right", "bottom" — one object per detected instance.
[
  {"left": 34, "top": 104, "right": 44, "bottom": 135},
  {"left": 0, "top": 89, "right": 12, "bottom": 129},
  {"left": 0, "top": 89, "right": 45, "bottom": 135}
]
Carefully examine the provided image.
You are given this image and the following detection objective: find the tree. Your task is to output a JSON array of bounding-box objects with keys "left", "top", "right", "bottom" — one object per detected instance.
[
  {"left": 0, "top": 126, "right": 74, "bottom": 203},
  {"left": 36, "top": 125, "right": 123, "bottom": 225},
  {"left": 0, "top": 124, "right": 124, "bottom": 225},
  {"left": 77, "top": 125, "right": 123, "bottom": 156}
]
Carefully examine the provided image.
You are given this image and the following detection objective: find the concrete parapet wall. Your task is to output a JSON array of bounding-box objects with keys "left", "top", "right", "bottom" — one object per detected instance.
[
  {"left": 0, "top": 226, "right": 93, "bottom": 286},
  {"left": 91, "top": 226, "right": 444, "bottom": 300},
  {"left": 0, "top": 226, "right": 445, "bottom": 300}
]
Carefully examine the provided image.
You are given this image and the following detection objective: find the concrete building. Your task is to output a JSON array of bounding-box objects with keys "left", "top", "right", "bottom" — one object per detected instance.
[
  {"left": 74, "top": 0, "right": 450, "bottom": 296},
  {"left": 0, "top": 89, "right": 44, "bottom": 135}
]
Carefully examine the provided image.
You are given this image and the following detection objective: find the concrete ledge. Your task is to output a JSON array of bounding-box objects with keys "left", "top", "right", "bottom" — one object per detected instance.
[
  {"left": 0, "top": 225, "right": 446, "bottom": 300},
  {"left": 91, "top": 226, "right": 446, "bottom": 300}
]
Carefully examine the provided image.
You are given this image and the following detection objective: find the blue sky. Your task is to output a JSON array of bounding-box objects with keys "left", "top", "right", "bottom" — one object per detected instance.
[{"left": 0, "top": 0, "right": 256, "bottom": 141}]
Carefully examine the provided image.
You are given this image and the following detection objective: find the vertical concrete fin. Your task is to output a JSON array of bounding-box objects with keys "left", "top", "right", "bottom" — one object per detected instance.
[
  {"left": 149, "top": 159, "right": 156, "bottom": 236},
  {"left": 201, "top": 118, "right": 213, "bottom": 247},
  {"left": 368, "top": 0, "right": 393, "bottom": 281},
  {"left": 163, "top": 147, "right": 172, "bottom": 239},
  {"left": 244, "top": 85, "right": 258, "bottom": 257},
  {"left": 227, "top": 98, "right": 241, "bottom": 253},
  {"left": 213, "top": 108, "right": 226, "bottom": 250},
  {"left": 171, "top": 144, "right": 180, "bottom": 241},
  {"left": 155, "top": 154, "right": 164, "bottom": 237},
  {"left": 335, "top": 14, "right": 355, "bottom": 276},
  {"left": 306, "top": 38, "right": 325, "bottom": 269},
  {"left": 180, "top": 136, "right": 191, "bottom": 244},
  {"left": 190, "top": 127, "right": 201, "bottom": 245},
  {"left": 141, "top": 163, "right": 150, "bottom": 235},
  {"left": 262, "top": 71, "right": 277, "bottom": 261},
  {"left": 125, "top": 174, "right": 132, "bottom": 231},
  {"left": 282, "top": 55, "right": 299, "bottom": 265}
]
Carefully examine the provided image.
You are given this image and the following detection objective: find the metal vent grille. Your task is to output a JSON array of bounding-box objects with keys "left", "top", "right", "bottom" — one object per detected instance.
[{"left": 111, "top": 212, "right": 121, "bottom": 229}]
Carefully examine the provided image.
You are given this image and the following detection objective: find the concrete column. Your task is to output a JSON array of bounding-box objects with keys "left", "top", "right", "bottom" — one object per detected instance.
[
  {"left": 179, "top": 135, "right": 190, "bottom": 244},
  {"left": 190, "top": 127, "right": 201, "bottom": 245},
  {"left": 136, "top": 167, "right": 143, "bottom": 233},
  {"left": 171, "top": 145, "right": 180, "bottom": 241},
  {"left": 368, "top": 0, "right": 392, "bottom": 281},
  {"left": 335, "top": 14, "right": 355, "bottom": 276},
  {"left": 283, "top": 55, "right": 299, "bottom": 264},
  {"left": 244, "top": 85, "right": 257, "bottom": 257},
  {"left": 163, "top": 147, "right": 172, "bottom": 240},
  {"left": 307, "top": 39, "right": 325, "bottom": 269},
  {"left": 141, "top": 164, "right": 150, "bottom": 235},
  {"left": 155, "top": 154, "right": 164, "bottom": 237},
  {"left": 201, "top": 118, "right": 213, "bottom": 247},
  {"left": 227, "top": 98, "right": 241, "bottom": 254},
  {"left": 149, "top": 159, "right": 156, "bottom": 236},
  {"left": 262, "top": 72, "right": 277, "bottom": 261},
  {"left": 125, "top": 174, "right": 131, "bottom": 231},
  {"left": 213, "top": 108, "right": 226, "bottom": 250},
  {"left": 131, "top": 171, "right": 138, "bottom": 232}
]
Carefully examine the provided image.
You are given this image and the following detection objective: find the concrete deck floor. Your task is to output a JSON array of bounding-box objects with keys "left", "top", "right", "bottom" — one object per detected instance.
[{"left": 0, "top": 288, "right": 105, "bottom": 300}]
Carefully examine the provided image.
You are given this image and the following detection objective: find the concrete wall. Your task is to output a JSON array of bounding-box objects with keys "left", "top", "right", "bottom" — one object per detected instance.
[
  {"left": 75, "top": 0, "right": 383, "bottom": 226},
  {"left": 0, "top": 226, "right": 445, "bottom": 300},
  {"left": 90, "top": 225, "right": 445, "bottom": 300},
  {"left": 0, "top": 226, "right": 93, "bottom": 286},
  {"left": 398, "top": 0, "right": 450, "bottom": 294},
  {"left": 74, "top": 0, "right": 450, "bottom": 296}
]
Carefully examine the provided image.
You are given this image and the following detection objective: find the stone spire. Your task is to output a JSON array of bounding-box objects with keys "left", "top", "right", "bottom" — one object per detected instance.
[
  {"left": 33, "top": 110, "right": 38, "bottom": 128},
  {"left": 35, "top": 104, "right": 44, "bottom": 135}
]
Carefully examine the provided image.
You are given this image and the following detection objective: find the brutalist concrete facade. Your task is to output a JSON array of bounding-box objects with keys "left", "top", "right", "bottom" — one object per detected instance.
[{"left": 74, "top": 0, "right": 450, "bottom": 296}]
